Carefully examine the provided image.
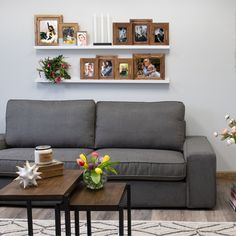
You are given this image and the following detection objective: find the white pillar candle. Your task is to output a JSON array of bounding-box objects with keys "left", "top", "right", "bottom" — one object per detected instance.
[
  {"left": 101, "top": 13, "right": 104, "bottom": 43},
  {"left": 107, "top": 13, "right": 111, "bottom": 43},
  {"left": 93, "top": 14, "right": 97, "bottom": 43}
]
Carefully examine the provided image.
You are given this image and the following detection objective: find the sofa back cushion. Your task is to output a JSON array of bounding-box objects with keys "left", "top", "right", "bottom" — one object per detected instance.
[
  {"left": 95, "top": 101, "right": 185, "bottom": 151},
  {"left": 6, "top": 100, "right": 95, "bottom": 148}
]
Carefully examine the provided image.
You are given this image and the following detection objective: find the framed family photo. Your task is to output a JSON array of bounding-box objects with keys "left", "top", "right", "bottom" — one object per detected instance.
[
  {"left": 77, "top": 31, "right": 87, "bottom": 46},
  {"left": 35, "top": 15, "right": 63, "bottom": 46},
  {"left": 97, "top": 56, "right": 117, "bottom": 79},
  {"left": 80, "top": 58, "right": 98, "bottom": 80},
  {"left": 115, "top": 59, "right": 133, "bottom": 80},
  {"left": 59, "top": 23, "right": 79, "bottom": 45},
  {"left": 133, "top": 54, "right": 165, "bottom": 80},
  {"left": 150, "top": 23, "right": 169, "bottom": 45},
  {"left": 113, "top": 23, "right": 132, "bottom": 45}
]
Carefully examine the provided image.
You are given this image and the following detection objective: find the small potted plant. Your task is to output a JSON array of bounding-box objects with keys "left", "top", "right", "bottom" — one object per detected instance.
[
  {"left": 37, "top": 55, "right": 71, "bottom": 83},
  {"left": 76, "top": 152, "right": 118, "bottom": 190}
]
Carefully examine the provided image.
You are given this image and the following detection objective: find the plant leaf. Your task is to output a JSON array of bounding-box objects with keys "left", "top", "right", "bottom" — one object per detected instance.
[{"left": 91, "top": 171, "right": 101, "bottom": 184}]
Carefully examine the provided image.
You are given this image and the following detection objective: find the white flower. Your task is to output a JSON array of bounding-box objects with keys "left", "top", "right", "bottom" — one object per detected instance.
[
  {"left": 225, "top": 114, "right": 230, "bottom": 120},
  {"left": 227, "top": 138, "right": 235, "bottom": 145},
  {"left": 229, "top": 119, "right": 234, "bottom": 124},
  {"left": 213, "top": 132, "right": 218, "bottom": 137},
  {"left": 232, "top": 126, "right": 236, "bottom": 134}
]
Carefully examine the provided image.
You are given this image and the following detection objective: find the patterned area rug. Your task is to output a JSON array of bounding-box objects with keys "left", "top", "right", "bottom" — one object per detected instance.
[{"left": 0, "top": 219, "right": 236, "bottom": 236}]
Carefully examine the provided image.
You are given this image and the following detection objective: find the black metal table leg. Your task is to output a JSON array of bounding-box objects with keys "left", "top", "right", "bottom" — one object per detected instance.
[
  {"left": 64, "top": 196, "right": 71, "bottom": 236},
  {"left": 119, "top": 208, "right": 124, "bottom": 236},
  {"left": 74, "top": 210, "right": 80, "bottom": 236},
  {"left": 127, "top": 184, "right": 131, "bottom": 236},
  {"left": 26, "top": 200, "right": 33, "bottom": 236},
  {"left": 55, "top": 204, "right": 61, "bottom": 236},
  {"left": 87, "top": 210, "right": 91, "bottom": 236}
]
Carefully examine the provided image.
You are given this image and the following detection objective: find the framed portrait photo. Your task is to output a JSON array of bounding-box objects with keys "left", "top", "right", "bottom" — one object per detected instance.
[
  {"left": 80, "top": 58, "right": 98, "bottom": 80},
  {"left": 150, "top": 23, "right": 169, "bottom": 45},
  {"left": 133, "top": 54, "right": 165, "bottom": 80},
  {"left": 59, "top": 23, "right": 79, "bottom": 45},
  {"left": 130, "top": 19, "right": 152, "bottom": 45},
  {"left": 77, "top": 31, "right": 87, "bottom": 46},
  {"left": 115, "top": 59, "right": 133, "bottom": 80},
  {"left": 97, "top": 56, "right": 117, "bottom": 79},
  {"left": 113, "top": 23, "right": 132, "bottom": 45},
  {"left": 35, "top": 15, "right": 63, "bottom": 46}
]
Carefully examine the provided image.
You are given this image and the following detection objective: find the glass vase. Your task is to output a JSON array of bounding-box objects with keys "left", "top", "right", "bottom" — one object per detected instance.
[{"left": 83, "top": 170, "right": 107, "bottom": 190}]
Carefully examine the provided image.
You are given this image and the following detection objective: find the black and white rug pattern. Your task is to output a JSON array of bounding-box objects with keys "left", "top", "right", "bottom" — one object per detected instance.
[{"left": 0, "top": 219, "right": 236, "bottom": 235}]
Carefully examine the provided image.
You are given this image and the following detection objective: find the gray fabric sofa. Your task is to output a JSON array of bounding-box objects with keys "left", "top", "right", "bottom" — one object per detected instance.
[{"left": 0, "top": 100, "right": 216, "bottom": 209}]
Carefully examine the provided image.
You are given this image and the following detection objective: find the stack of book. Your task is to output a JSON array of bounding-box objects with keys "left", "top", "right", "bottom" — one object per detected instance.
[
  {"left": 36, "top": 160, "right": 64, "bottom": 179},
  {"left": 229, "top": 183, "right": 236, "bottom": 211}
]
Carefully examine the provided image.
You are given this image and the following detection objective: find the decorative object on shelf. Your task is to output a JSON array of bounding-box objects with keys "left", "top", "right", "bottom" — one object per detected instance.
[
  {"left": 59, "top": 23, "right": 79, "bottom": 45},
  {"left": 113, "top": 23, "right": 132, "bottom": 45},
  {"left": 150, "top": 23, "right": 169, "bottom": 45},
  {"left": 80, "top": 58, "right": 98, "bottom": 80},
  {"left": 115, "top": 58, "right": 133, "bottom": 80},
  {"left": 34, "top": 145, "right": 53, "bottom": 165},
  {"left": 214, "top": 114, "right": 236, "bottom": 145},
  {"left": 77, "top": 31, "right": 87, "bottom": 46},
  {"left": 130, "top": 19, "right": 152, "bottom": 45},
  {"left": 76, "top": 152, "right": 118, "bottom": 190},
  {"left": 93, "top": 14, "right": 112, "bottom": 45},
  {"left": 133, "top": 54, "right": 165, "bottom": 80},
  {"left": 15, "top": 161, "right": 42, "bottom": 189},
  {"left": 35, "top": 15, "right": 63, "bottom": 46},
  {"left": 97, "top": 55, "right": 117, "bottom": 79},
  {"left": 37, "top": 55, "right": 71, "bottom": 83}
]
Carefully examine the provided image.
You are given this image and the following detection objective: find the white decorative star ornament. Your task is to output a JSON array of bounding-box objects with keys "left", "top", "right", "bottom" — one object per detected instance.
[{"left": 15, "top": 161, "right": 42, "bottom": 188}]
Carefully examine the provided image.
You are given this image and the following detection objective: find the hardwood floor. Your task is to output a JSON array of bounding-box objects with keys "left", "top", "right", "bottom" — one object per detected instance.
[{"left": 0, "top": 179, "right": 236, "bottom": 222}]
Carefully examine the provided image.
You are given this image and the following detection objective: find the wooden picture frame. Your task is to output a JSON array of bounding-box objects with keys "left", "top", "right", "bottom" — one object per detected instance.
[
  {"left": 80, "top": 58, "right": 98, "bottom": 80},
  {"left": 77, "top": 31, "right": 88, "bottom": 46},
  {"left": 113, "top": 23, "right": 132, "bottom": 45},
  {"left": 59, "top": 23, "right": 79, "bottom": 45},
  {"left": 35, "top": 15, "right": 63, "bottom": 46},
  {"left": 133, "top": 54, "right": 165, "bottom": 80},
  {"left": 115, "top": 59, "right": 133, "bottom": 80},
  {"left": 150, "top": 23, "right": 169, "bottom": 45},
  {"left": 97, "top": 56, "right": 117, "bottom": 80},
  {"left": 130, "top": 19, "right": 152, "bottom": 45}
]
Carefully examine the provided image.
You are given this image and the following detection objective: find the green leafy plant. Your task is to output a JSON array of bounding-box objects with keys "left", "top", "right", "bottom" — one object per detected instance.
[{"left": 37, "top": 55, "right": 71, "bottom": 83}]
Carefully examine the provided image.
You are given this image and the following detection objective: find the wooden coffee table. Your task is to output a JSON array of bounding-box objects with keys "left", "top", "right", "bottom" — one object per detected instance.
[
  {"left": 0, "top": 169, "right": 82, "bottom": 236},
  {"left": 70, "top": 182, "right": 131, "bottom": 235}
]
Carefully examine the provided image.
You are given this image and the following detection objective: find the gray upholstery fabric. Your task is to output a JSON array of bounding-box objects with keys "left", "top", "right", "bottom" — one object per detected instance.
[
  {"left": 184, "top": 136, "right": 216, "bottom": 209},
  {"left": 95, "top": 101, "right": 185, "bottom": 151},
  {"left": 6, "top": 100, "right": 96, "bottom": 148},
  {"left": 95, "top": 148, "right": 186, "bottom": 181},
  {"left": 0, "top": 134, "right": 7, "bottom": 150},
  {"left": 0, "top": 148, "right": 93, "bottom": 175}
]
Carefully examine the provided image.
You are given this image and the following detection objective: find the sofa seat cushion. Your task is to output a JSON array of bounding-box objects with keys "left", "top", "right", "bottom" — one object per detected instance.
[
  {"left": 95, "top": 148, "right": 186, "bottom": 181},
  {"left": 0, "top": 148, "right": 93, "bottom": 175}
]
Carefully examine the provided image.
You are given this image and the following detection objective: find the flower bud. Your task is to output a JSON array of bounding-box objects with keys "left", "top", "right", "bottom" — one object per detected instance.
[
  {"left": 80, "top": 154, "right": 87, "bottom": 162},
  {"left": 102, "top": 155, "right": 110, "bottom": 163},
  {"left": 91, "top": 151, "right": 99, "bottom": 158},
  {"left": 213, "top": 132, "right": 218, "bottom": 137},
  {"left": 232, "top": 126, "right": 236, "bottom": 134},
  {"left": 76, "top": 159, "right": 84, "bottom": 166},
  {"left": 95, "top": 168, "right": 103, "bottom": 174},
  {"left": 222, "top": 128, "right": 228, "bottom": 135},
  {"left": 225, "top": 114, "right": 230, "bottom": 120}
]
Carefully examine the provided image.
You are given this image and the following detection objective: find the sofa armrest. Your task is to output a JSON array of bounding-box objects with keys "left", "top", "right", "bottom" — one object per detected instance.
[
  {"left": 184, "top": 136, "right": 216, "bottom": 208},
  {"left": 0, "top": 133, "right": 7, "bottom": 150}
]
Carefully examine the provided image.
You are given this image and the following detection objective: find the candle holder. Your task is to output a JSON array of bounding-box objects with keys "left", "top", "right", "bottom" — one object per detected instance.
[{"left": 93, "top": 14, "right": 112, "bottom": 46}]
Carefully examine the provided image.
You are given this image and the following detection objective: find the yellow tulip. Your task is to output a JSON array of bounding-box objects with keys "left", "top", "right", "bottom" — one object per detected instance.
[
  {"left": 95, "top": 168, "right": 103, "bottom": 174},
  {"left": 102, "top": 155, "right": 110, "bottom": 163},
  {"left": 84, "top": 162, "right": 89, "bottom": 169},
  {"left": 79, "top": 153, "right": 87, "bottom": 163}
]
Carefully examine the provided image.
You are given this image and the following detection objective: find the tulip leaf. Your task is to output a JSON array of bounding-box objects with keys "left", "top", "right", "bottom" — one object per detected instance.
[
  {"left": 106, "top": 166, "right": 118, "bottom": 175},
  {"left": 91, "top": 171, "right": 101, "bottom": 184}
]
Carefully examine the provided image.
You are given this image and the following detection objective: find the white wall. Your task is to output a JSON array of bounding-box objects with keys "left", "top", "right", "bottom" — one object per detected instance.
[{"left": 0, "top": 0, "right": 236, "bottom": 171}]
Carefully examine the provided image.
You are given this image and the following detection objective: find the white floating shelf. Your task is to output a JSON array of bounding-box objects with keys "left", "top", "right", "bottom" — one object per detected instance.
[
  {"left": 35, "top": 78, "right": 170, "bottom": 84},
  {"left": 34, "top": 45, "right": 170, "bottom": 50}
]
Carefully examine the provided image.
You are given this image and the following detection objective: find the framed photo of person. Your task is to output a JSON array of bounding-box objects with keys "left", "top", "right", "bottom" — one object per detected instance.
[
  {"left": 150, "top": 23, "right": 169, "bottom": 45},
  {"left": 59, "top": 23, "right": 79, "bottom": 45},
  {"left": 113, "top": 23, "right": 132, "bottom": 45},
  {"left": 97, "top": 56, "right": 117, "bottom": 79},
  {"left": 80, "top": 58, "right": 98, "bottom": 80},
  {"left": 115, "top": 59, "right": 133, "bottom": 80},
  {"left": 77, "top": 31, "right": 88, "bottom": 46},
  {"left": 35, "top": 15, "right": 63, "bottom": 46},
  {"left": 130, "top": 19, "right": 152, "bottom": 45},
  {"left": 133, "top": 54, "right": 165, "bottom": 80}
]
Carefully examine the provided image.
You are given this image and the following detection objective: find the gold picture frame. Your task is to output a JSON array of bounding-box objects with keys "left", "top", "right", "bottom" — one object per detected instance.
[
  {"left": 150, "top": 23, "right": 169, "bottom": 45},
  {"left": 115, "top": 58, "right": 133, "bottom": 80},
  {"left": 59, "top": 23, "right": 79, "bottom": 45},
  {"left": 80, "top": 58, "right": 98, "bottom": 80},
  {"left": 113, "top": 23, "right": 132, "bottom": 45}
]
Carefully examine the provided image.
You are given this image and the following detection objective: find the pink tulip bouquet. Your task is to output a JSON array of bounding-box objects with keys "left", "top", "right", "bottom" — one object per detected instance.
[
  {"left": 214, "top": 114, "right": 236, "bottom": 145},
  {"left": 76, "top": 152, "right": 118, "bottom": 190}
]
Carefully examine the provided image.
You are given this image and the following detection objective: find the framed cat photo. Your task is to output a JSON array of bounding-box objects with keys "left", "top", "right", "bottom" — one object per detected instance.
[
  {"left": 97, "top": 56, "right": 117, "bottom": 79},
  {"left": 150, "top": 23, "right": 169, "bottom": 45},
  {"left": 80, "top": 58, "right": 98, "bottom": 80},
  {"left": 130, "top": 19, "right": 152, "bottom": 45},
  {"left": 115, "top": 59, "right": 133, "bottom": 80},
  {"left": 59, "top": 23, "right": 79, "bottom": 45},
  {"left": 35, "top": 15, "right": 63, "bottom": 46},
  {"left": 133, "top": 54, "right": 165, "bottom": 80},
  {"left": 113, "top": 23, "right": 132, "bottom": 45}
]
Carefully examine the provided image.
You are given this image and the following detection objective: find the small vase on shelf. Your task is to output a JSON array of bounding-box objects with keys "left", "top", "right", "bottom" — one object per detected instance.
[{"left": 83, "top": 170, "right": 107, "bottom": 190}]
